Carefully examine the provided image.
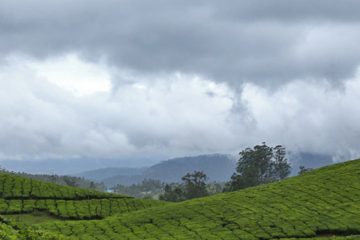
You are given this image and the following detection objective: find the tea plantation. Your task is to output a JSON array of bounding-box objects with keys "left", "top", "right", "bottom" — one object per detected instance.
[
  {"left": 2, "top": 159, "right": 360, "bottom": 239},
  {"left": 38, "top": 159, "right": 360, "bottom": 239},
  {"left": 0, "top": 172, "right": 167, "bottom": 223}
]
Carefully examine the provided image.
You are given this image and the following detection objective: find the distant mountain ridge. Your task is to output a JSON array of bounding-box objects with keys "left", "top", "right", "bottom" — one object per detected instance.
[
  {"left": 74, "top": 167, "right": 146, "bottom": 182},
  {"left": 73, "top": 152, "right": 334, "bottom": 187},
  {"left": 74, "top": 154, "right": 237, "bottom": 187},
  {"left": 142, "top": 154, "right": 236, "bottom": 182}
]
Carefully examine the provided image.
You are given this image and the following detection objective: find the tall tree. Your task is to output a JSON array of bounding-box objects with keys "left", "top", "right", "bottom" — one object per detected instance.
[
  {"left": 159, "top": 171, "right": 209, "bottom": 201},
  {"left": 159, "top": 184, "right": 186, "bottom": 202},
  {"left": 181, "top": 171, "right": 208, "bottom": 199},
  {"left": 273, "top": 145, "right": 291, "bottom": 180},
  {"left": 225, "top": 143, "right": 291, "bottom": 191}
]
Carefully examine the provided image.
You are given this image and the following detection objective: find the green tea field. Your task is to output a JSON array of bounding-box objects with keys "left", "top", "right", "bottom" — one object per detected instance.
[
  {"left": 2, "top": 159, "right": 360, "bottom": 239},
  {"left": 0, "top": 171, "right": 168, "bottom": 239}
]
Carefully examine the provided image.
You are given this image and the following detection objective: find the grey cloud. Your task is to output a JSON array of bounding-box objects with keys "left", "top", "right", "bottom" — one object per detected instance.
[
  {"left": 1, "top": 1, "right": 360, "bottom": 86},
  {"left": 1, "top": 55, "right": 360, "bottom": 164},
  {"left": 0, "top": 62, "right": 241, "bottom": 161},
  {"left": 1, "top": 1, "right": 360, "bottom": 165},
  {"left": 214, "top": 1, "right": 360, "bottom": 22}
]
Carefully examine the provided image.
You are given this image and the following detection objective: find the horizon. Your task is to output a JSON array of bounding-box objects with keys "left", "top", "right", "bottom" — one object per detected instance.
[{"left": 0, "top": 151, "right": 334, "bottom": 175}]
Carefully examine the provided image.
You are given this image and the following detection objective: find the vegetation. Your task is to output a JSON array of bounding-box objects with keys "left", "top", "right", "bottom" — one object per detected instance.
[
  {"left": 0, "top": 168, "right": 106, "bottom": 192},
  {"left": 0, "top": 171, "right": 167, "bottom": 224},
  {"left": 160, "top": 171, "right": 209, "bottom": 202},
  {"left": 112, "top": 174, "right": 224, "bottom": 201},
  {"left": 91, "top": 154, "right": 236, "bottom": 187},
  {"left": 33, "top": 159, "right": 360, "bottom": 239},
  {"left": 15, "top": 172, "right": 106, "bottom": 192},
  {"left": 112, "top": 179, "right": 164, "bottom": 199},
  {"left": 1, "top": 155, "right": 360, "bottom": 239},
  {"left": 225, "top": 143, "right": 291, "bottom": 191},
  {"left": 0, "top": 171, "right": 117, "bottom": 200},
  {"left": 298, "top": 165, "right": 313, "bottom": 175}
]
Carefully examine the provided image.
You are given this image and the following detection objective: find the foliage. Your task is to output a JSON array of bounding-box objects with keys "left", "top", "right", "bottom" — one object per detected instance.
[
  {"left": 0, "top": 198, "right": 165, "bottom": 221},
  {"left": 181, "top": 171, "right": 208, "bottom": 199},
  {"left": 159, "top": 183, "right": 186, "bottom": 202},
  {"left": 13, "top": 171, "right": 106, "bottom": 192},
  {"left": 113, "top": 177, "right": 224, "bottom": 201},
  {"left": 225, "top": 143, "right": 291, "bottom": 191},
  {"left": 34, "top": 159, "right": 360, "bottom": 239},
  {"left": 298, "top": 165, "right": 313, "bottom": 175},
  {"left": 0, "top": 171, "right": 119, "bottom": 200},
  {"left": 206, "top": 181, "right": 225, "bottom": 195},
  {"left": 0, "top": 221, "right": 19, "bottom": 240},
  {"left": 0, "top": 171, "right": 167, "bottom": 223},
  {"left": 159, "top": 171, "right": 209, "bottom": 202},
  {"left": 2, "top": 159, "right": 360, "bottom": 239},
  {"left": 112, "top": 179, "right": 164, "bottom": 199}
]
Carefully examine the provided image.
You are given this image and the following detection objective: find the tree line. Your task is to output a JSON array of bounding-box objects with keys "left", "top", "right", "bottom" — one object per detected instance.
[
  {"left": 113, "top": 143, "right": 313, "bottom": 202},
  {"left": 158, "top": 143, "right": 292, "bottom": 201}
]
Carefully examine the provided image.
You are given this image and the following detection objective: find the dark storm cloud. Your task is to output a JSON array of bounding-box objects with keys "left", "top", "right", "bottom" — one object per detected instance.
[{"left": 1, "top": 0, "right": 360, "bottom": 85}]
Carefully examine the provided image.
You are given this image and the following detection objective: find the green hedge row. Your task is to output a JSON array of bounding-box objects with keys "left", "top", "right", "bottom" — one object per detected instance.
[
  {"left": 0, "top": 173, "right": 124, "bottom": 200},
  {"left": 0, "top": 198, "right": 165, "bottom": 220}
]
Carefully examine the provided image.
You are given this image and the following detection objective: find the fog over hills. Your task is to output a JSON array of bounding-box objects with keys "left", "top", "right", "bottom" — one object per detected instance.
[
  {"left": 71, "top": 152, "right": 333, "bottom": 187},
  {"left": 0, "top": 151, "right": 334, "bottom": 185},
  {"left": 74, "top": 154, "right": 236, "bottom": 187}
]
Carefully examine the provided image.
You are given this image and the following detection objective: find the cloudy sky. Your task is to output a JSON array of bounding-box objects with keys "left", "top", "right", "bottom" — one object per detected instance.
[{"left": 1, "top": 0, "right": 360, "bottom": 169}]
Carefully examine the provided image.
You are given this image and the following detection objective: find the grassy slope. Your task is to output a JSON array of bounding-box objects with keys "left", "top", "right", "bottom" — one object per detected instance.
[
  {"left": 0, "top": 171, "right": 126, "bottom": 199},
  {"left": 36, "top": 159, "right": 360, "bottom": 240},
  {"left": 0, "top": 171, "right": 167, "bottom": 223}
]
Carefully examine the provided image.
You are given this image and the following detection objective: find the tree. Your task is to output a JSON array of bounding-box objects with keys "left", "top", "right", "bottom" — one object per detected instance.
[
  {"left": 298, "top": 166, "right": 312, "bottom": 175},
  {"left": 112, "top": 179, "right": 164, "bottom": 199},
  {"left": 224, "top": 143, "right": 291, "bottom": 191},
  {"left": 62, "top": 176, "right": 78, "bottom": 187},
  {"left": 273, "top": 145, "right": 291, "bottom": 179},
  {"left": 159, "top": 184, "right": 186, "bottom": 202},
  {"left": 181, "top": 171, "right": 208, "bottom": 199},
  {"left": 159, "top": 171, "right": 209, "bottom": 201}
]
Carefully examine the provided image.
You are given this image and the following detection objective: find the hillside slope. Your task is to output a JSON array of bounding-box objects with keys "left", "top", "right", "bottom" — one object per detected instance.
[
  {"left": 37, "top": 159, "right": 360, "bottom": 239},
  {"left": 0, "top": 171, "right": 167, "bottom": 222}
]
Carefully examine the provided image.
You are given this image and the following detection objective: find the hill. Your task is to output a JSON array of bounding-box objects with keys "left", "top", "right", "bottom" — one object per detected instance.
[
  {"left": 30, "top": 158, "right": 360, "bottom": 239},
  {"left": 141, "top": 154, "right": 236, "bottom": 182},
  {"left": 289, "top": 152, "right": 333, "bottom": 175},
  {"left": 74, "top": 153, "right": 333, "bottom": 188},
  {"left": 77, "top": 154, "right": 237, "bottom": 187},
  {"left": 73, "top": 167, "right": 146, "bottom": 183},
  {"left": 0, "top": 171, "right": 167, "bottom": 226},
  {"left": 11, "top": 171, "right": 106, "bottom": 191}
]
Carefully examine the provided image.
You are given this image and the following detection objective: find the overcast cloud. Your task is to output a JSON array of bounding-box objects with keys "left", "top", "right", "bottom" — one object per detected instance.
[{"left": 1, "top": 1, "right": 360, "bottom": 165}]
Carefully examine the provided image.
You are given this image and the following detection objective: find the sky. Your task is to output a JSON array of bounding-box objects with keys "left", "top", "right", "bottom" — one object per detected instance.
[{"left": 1, "top": 0, "right": 360, "bottom": 170}]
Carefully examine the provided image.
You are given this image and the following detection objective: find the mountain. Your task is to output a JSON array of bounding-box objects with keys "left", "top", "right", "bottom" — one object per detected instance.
[
  {"left": 32, "top": 158, "right": 360, "bottom": 239},
  {"left": 93, "top": 154, "right": 237, "bottom": 187},
  {"left": 75, "top": 152, "right": 334, "bottom": 188},
  {"left": 289, "top": 152, "right": 334, "bottom": 174},
  {"left": 142, "top": 153, "right": 236, "bottom": 182},
  {"left": 73, "top": 167, "right": 146, "bottom": 182},
  {"left": 0, "top": 157, "right": 153, "bottom": 175}
]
